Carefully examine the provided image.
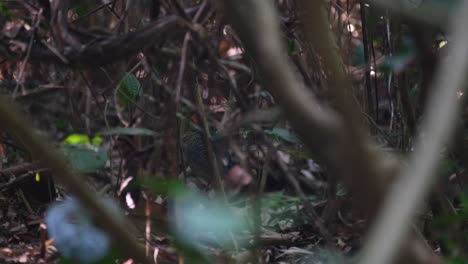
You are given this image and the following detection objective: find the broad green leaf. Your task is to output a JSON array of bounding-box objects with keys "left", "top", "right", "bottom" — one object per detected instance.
[
  {"left": 61, "top": 144, "right": 108, "bottom": 173},
  {"left": 116, "top": 73, "right": 142, "bottom": 106},
  {"left": 171, "top": 193, "right": 249, "bottom": 250},
  {"left": 99, "top": 127, "right": 157, "bottom": 136}
]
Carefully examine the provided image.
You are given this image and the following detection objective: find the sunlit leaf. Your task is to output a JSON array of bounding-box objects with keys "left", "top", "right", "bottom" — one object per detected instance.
[
  {"left": 91, "top": 135, "right": 103, "bottom": 146},
  {"left": 63, "top": 134, "right": 91, "bottom": 145}
]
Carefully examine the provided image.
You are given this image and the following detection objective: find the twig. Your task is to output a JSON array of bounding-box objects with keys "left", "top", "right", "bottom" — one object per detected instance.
[
  {"left": 273, "top": 144, "right": 335, "bottom": 247},
  {"left": 359, "top": 2, "right": 373, "bottom": 116},
  {"left": 0, "top": 168, "right": 49, "bottom": 192},
  {"left": 5, "top": 7, "right": 200, "bottom": 66},
  {"left": 193, "top": 82, "right": 225, "bottom": 195},
  {"left": 13, "top": 9, "right": 42, "bottom": 97},
  {"left": 175, "top": 0, "right": 208, "bottom": 104}
]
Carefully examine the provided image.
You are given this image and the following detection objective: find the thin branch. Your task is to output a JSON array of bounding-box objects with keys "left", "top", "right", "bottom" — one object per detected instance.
[
  {"left": 194, "top": 82, "right": 225, "bottom": 195},
  {"left": 3, "top": 7, "right": 199, "bottom": 66}
]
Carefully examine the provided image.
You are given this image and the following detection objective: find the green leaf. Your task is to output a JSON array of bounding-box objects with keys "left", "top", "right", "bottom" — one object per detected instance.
[
  {"left": 63, "top": 134, "right": 91, "bottom": 145},
  {"left": 439, "top": 157, "right": 458, "bottom": 178},
  {"left": 446, "top": 256, "right": 466, "bottom": 264},
  {"left": 153, "top": 55, "right": 170, "bottom": 74},
  {"left": 286, "top": 149, "right": 315, "bottom": 159},
  {"left": 353, "top": 43, "right": 365, "bottom": 65},
  {"left": 172, "top": 240, "right": 212, "bottom": 264},
  {"left": 93, "top": 248, "right": 121, "bottom": 264},
  {"left": 75, "top": 2, "right": 91, "bottom": 17},
  {"left": 379, "top": 37, "right": 416, "bottom": 74},
  {"left": 61, "top": 144, "right": 108, "bottom": 173},
  {"left": 288, "top": 40, "right": 300, "bottom": 55},
  {"left": 91, "top": 136, "right": 103, "bottom": 146},
  {"left": 139, "top": 178, "right": 188, "bottom": 196},
  {"left": 116, "top": 73, "right": 142, "bottom": 106},
  {"left": 171, "top": 193, "right": 249, "bottom": 249},
  {"left": 58, "top": 256, "right": 72, "bottom": 264},
  {"left": 266, "top": 127, "right": 301, "bottom": 144},
  {"left": 99, "top": 127, "right": 157, "bottom": 136},
  {"left": 0, "top": 2, "right": 12, "bottom": 20}
]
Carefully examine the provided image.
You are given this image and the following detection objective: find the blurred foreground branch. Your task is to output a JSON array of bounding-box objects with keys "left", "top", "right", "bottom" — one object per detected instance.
[
  {"left": 360, "top": 1, "right": 468, "bottom": 263},
  {"left": 295, "top": 0, "right": 386, "bottom": 215},
  {"left": 220, "top": 0, "right": 443, "bottom": 263},
  {"left": 0, "top": 97, "right": 151, "bottom": 264}
]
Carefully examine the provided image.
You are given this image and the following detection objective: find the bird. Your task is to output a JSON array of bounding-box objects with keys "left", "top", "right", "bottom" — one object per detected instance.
[{"left": 181, "top": 128, "right": 229, "bottom": 182}]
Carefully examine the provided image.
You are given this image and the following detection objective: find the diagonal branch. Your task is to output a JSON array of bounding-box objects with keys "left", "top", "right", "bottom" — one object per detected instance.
[{"left": 2, "top": 7, "right": 198, "bottom": 66}]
